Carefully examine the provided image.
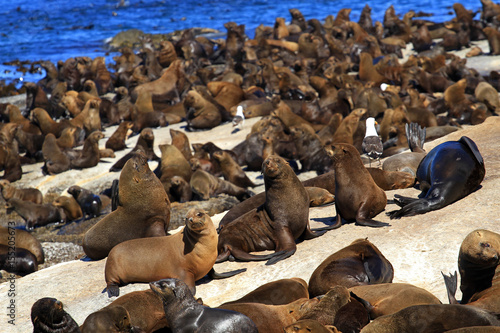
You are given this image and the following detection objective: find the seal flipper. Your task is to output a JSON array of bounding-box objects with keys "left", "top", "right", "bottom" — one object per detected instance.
[
  {"left": 459, "top": 136, "right": 484, "bottom": 166},
  {"left": 208, "top": 267, "right": 247, "bottom": 279},
  {"left": 105, "top": 284, "right": 120, "bottom": 298},
  {"left": 442, "top": 271, "right": 459, "bottom": 304},
  {"left": 405, "top": 122, "right": 426, "bottom": 153},
  {"left": 388, "top": 195, "right": 444, "bottom": 219},
  {"left": 220, "top": 245, "right": 282, "bottom": 263},
  {"left": 265, "top": 249, "right": 296, "bottom": 266},
  {"left": 356, "top": 203, "right": 390, "bottom": 227}
]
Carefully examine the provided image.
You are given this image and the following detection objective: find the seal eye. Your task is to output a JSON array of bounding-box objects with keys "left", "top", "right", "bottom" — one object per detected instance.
[{"left": 481, "top": 242, "right": 491, "bottom": 248}]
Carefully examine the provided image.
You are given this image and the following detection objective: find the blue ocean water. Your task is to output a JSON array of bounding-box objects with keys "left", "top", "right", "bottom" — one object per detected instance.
[{"left": 0, "top": 0, "right": 482, "bottom": 86}]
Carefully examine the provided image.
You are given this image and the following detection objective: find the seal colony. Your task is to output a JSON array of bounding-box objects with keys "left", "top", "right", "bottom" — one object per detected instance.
[{"left": 1, "top": 1, "right": 500, "bottom": 332}]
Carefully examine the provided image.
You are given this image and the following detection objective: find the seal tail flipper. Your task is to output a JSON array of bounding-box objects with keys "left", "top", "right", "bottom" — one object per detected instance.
[
  {"left": 405, "top": 122, "right": 426, "bottom": 153},
  {"left": 208, "top": 267, "right": 247, "bottom": 279},
  {"left": 217, "top": 245, "right": 283, "bottom": 263},
  {"left": 265, "top": 249, "right": 296, "bottom": 266},
  {"left": 441, "top": 271, "right": 459, "bottom": 304}
]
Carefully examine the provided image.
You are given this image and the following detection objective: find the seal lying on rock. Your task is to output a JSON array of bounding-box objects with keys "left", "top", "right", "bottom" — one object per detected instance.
[
  {"left": 150, "top": 278, "right": 258, "bottom": 333},
  {"left": 308, "top": 238, "right": 394, "bottom": 298},
  {"left": 31, "top": 297, "right": 80, "bottom": 333},
  {"left": 388, "top": 136, "right": 485, "bottom": 218}
]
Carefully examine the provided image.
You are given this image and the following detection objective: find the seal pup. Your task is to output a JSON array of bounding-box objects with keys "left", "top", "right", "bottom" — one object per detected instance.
[
  {"left": 105, "top": 121, "right": 133, "bottom": 152},
  {"left": 0, "top": 180, "right": 43, "bottom": 204},
  {"left": 388, "top": 136, "right": 485, "bottom": 218},
  {"left": 0, "top": 244, "right": 38, "bottom": 276},
  {"left": 308, "top": 238, "right": 394, "bottom": 298},
  {"left": 326, "top": 144, "right": 388, "bottom": 228},
  {"left": 217, "top": 155, "right": 329, "bottom": 265},
  {"left": 5, "top": 199, "right": 66, "bottom": 231},
  {"left": 80, "top": 305, "right": 141, "bottom": 333},
  {"left": 150, "top": 278, "right": 258, "bottom": 333},
  {"left": 82, "top": 151, "right": 170, "bottom": 260},
  {"left": 53, "top": 196, "right": 83, "bottom": 222},
  {"left": 31, "top": 297, "right": 80, "bottom": 333},
  {"left": 67, "top": 185, "right": 102, "bottom": 219},
  {"left": 362, "top": 117, "right": 383, "bottom": 166}
]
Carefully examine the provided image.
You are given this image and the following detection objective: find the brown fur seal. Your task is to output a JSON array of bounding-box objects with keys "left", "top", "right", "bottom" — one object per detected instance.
[
  {"left": 169, "top": 175, "right": 193, "bottom": 203},
  {"left": 83, "top": 151, "right": 170, "bottom": 260},
  {"left": 184, "top": 89, "right": 222, "bottom": 130},
  {"left": 0, "top": 225, "right": 45, "bottom": 264},
  {"left": 213, "top": 150, "right": 256, "bottom": 188},
  {"left": 52, "top": 195, "right": 83, "bottom": 221},
  {"left": 5, "top": 199, "right": 66, "bottom": 231},
  {"left": 443, "top": 229, "right": 500, "bottom": 310},
  {"left": 220, "top": 277, "right": 309, "bottom": 306},
  {"left": 80, "top": 305, "right": 139, "bottom": 333},
  {"left": 326, "top": 144, "right": 388, "bottom": 228},
  {"left": 131, "top": 59, "right": 185, "bottom": 103},
  {"left": 308, "top": 238, "right": 394, "bottom": 298},
  {"left": 90, "top": 289, "right": 167, "bottom": 332},
  {"left": 69, "top": 131, "right": 104, "bottom": 169},
  {"left": 31, "top": 297, "right": 80, "bottom": 333},
  {"left": 366, "top": 168, "right": 416, "bottom": 190},
  {"left": 105, "top": 121, "right": 133, "bottom": 151},
  {"left": 41, "top": 133, "right": 71, "bottom": 175},
  {"left": 284, "top": 319, "right": 339, "bottom": 333},
  {"left": 219, "top": 186, "right": 334, "bottom": 229},
  {"left": 332, "top": 108, "right": 367, "bottom": 145},
  {"left": 67, "top": 185, "right": 102, "bottom": 219},
  {"left": 170, "top": 128, "right": 192, "bottom": 161},
  {"left": 31, "top": 107, "right": 73, "bottom": 137},
  {"left": 189, "top": 169, "right": 253, "bottom": 201},
  {"left": 349, "top": 283, "right": 442, "bottom": 319},
  {"left": 299, "top": 285, "right": 351, "bottom": 325},
  {"left": 217, "top": 155, "right": 329, "bottom": 265},
  {"left": 0, "top": 180, "right": 43, "bottom": 204},
  {"left": 218, "top": 297, "right": 319, "bottom": 333},
  {"left": 389, "top": 136, "right": 485, "bottom": 218},
  {"left": 105, "top": 208, "right": 218, "bottom": 297},
  {"left": 157, "top": 143, "right": 192, "bottom": 196},
  {"left": 0, "top": 244, "right": 38, "bottom": 276},
  {"left": 109, "top": 127, "right": 160, "bottom": 172},
  {"left": 150, "top": 278, "right": 258, "bottom": 333},
  {"left": 360, "top": 304, "right": 500, "bottom": 332}
]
